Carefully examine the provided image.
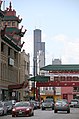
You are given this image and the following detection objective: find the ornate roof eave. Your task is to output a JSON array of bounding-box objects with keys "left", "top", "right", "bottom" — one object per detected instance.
[
  {"left": 0, "top": 10, "right": 4, "bottom": 18},
  {"left": 18, "top": 29, "right": 27, "bottom": 37},
  {"left": 1, "top": 34, "right": 21, "bottom": 51},
  {"left": 5, "top": 27, "right": 27, "bottom": 37},
  {"left": 40, "top": 65, "right": 79, "bottom": 72},
  {"left": 2, "top": 16, "right": 22, "bottom": 23},
  {"left": 19, "top": 31, "right": 27, "bottom": 37}
]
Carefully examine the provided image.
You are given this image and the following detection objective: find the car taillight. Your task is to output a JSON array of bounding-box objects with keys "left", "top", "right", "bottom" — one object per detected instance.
[
  {"left": 65, "top": 104, "right": 68, "bottom": 106},
  {"left": 55, "top": 104, "right": 59, "bottom": 106}
]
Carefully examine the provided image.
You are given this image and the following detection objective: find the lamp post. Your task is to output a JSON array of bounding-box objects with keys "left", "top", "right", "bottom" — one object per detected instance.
[{"left": 33, "top": 57, "right": 37, "bottom": 100}]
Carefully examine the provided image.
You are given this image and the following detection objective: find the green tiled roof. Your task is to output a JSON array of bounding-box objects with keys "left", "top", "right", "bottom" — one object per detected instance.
[
  {"left": 28, "top": 75, "right": 49, "bottom": 82},
  {"left": 6, "top": 27, "right": 19, "bottom": 33},
  {"left": 40, "top": 64, "right": 79, "bottom": 71},
  {"left": 3, "top": 16, "right": 21, "bottom": 23},
  {"left": 6, "top": 27, "right": 24, "bottom": 37}
]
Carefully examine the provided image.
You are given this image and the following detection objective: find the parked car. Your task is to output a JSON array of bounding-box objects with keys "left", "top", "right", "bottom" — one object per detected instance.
[
  {"left": 70, "top": 99, "right": 79, "bottom": 107},
  {"left": 54, "top": 99, "right": 70, "bottom": 113},
  {"left": 41, "top": 98, "right": 54, "bottom": 110},
  {"left": 0, "top": 101, "right": 7, "bottom": 116},
  {"left": 36, "top": 101, "right": 40, "bottom": 109},
  {"left": 30, "top": 100, "right": 37, "bottom": 109},
  {"left": 12, "top": 101, "right": 34, "bottom": 117},
  {"left": 4, "top": 100, "right": 14, "bottom": 114}
]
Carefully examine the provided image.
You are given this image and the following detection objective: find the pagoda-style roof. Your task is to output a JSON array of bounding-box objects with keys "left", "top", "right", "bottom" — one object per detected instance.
[
  {"left": 1, "top": 1, "right": 26, "bottom": 51},
  {"left": 3, "top": 16, "right": 22, "bottom": 23},
  {"left": 40, "top": 64, "right": 79, "bottom": 71},
  {"left": 28, "top": 75, "right": 49, "bottom": 82},
  {"left": 3, "top": 2, "right": 22, "bottom": 23},
  {"left": 6, "top": 27, "right": 26, "bottom": 37},
  {"left": 1, "top": 33, "right": 21, "bottom": 51},
  {"left": 6, "top": 27, "right": 19, "bottom": 33},
  {"left": 0, "top": 1, "right": 4, "bottom": 18}
]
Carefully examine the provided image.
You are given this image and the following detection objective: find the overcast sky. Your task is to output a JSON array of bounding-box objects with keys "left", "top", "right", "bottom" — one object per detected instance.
[{"left": 4, "top": 0, "right": 79, "bottom": 72}]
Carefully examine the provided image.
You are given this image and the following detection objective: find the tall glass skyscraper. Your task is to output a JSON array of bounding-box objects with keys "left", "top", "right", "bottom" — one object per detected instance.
[{"left": 33, "top": 29, "right": 45, "bottom": 75}]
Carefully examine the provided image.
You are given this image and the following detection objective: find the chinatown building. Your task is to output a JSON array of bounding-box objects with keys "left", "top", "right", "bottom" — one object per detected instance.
[
  {"left": 0, "top": 1, "right": 28, "bottom": 101},
  {"left": 29, "top": 64, "right": 79, "bottom": 102},
  {"left": 39, "top": 64, "right": 79, "bottom": 102}
]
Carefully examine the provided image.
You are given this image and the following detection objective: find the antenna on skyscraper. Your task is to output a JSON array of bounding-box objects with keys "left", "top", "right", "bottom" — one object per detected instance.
[{"left": 35, "top": 26, "right": 36, "bottom": 30}]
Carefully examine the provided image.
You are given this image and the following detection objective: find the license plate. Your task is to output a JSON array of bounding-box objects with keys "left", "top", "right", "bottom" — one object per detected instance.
[{"left": 19, "top": 111, "right": 22, "bottom": 114}]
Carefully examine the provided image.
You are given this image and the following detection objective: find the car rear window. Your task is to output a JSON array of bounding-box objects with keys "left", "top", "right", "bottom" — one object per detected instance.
[{"left": 71, "top": 100, "right": 78, "bottom": 102}]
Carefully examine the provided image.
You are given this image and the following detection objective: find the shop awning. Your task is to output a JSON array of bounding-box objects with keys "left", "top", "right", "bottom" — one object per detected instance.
[
  {"left": 8, "top": 81, "right": 28, "bottom": 90},
  {"left": 28, "top": 75, "right": 50, "bottom": 82}
]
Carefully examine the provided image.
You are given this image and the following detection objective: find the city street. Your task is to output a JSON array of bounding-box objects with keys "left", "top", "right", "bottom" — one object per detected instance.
[{"left": 1, "top": 108, "right": 79, "bottom": 119}]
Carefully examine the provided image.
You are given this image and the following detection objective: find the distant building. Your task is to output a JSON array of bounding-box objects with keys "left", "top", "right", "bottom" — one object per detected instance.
[
  {"left": 52, "top": 58, "right": 62, "bottom": 65},
  {"left": 19, "top": 50, "right": 30, "bottom": 101},
  {"left": 37, "top": 50, "right": 45, "bottom": 75}
]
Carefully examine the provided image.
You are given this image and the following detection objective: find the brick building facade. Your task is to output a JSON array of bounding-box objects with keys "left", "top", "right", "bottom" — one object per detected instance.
[{"left": 0, "top": 2, "right": 28, "bottom": 101}]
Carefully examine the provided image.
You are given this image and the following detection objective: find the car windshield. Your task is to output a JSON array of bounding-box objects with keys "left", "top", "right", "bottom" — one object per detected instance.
[
  {"left": 5, "top": 101, "right": 12, "bottom": 106},
  {"left": 44, "top": 99, "right": 53, "bottom": 103},
  {"left": 56, "top": 101, "right": 68, "bottom": 105},
  {"left": 15, "top": 102, "right": 30, "bottom": 107}
]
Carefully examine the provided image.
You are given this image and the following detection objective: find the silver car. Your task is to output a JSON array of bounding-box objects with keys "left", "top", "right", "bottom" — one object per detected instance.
[
  {"left": 4, "top": 100, "right": 14, "bottom": 114},
  {"left": 70, "top": 99, "right": 79, "bottom": 107},
  {"left": 0, "top": 102, "right": 7, "bottom": 116}
]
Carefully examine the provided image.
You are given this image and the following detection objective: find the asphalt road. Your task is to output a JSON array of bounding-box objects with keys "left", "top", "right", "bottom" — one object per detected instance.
[{"left": 1, "top": 108, "right": 79, "bottom": 119}]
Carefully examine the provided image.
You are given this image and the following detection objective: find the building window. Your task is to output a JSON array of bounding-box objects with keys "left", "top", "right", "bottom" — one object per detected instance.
[
  {"left": 1, "top": 42, "right": 4, "bottom": 52},
  {"left": 12, "top": 22, "right": 15, "bottom": 26},
  {"left": 3, "top": 22, "right": 6, "bottom": 26},
  {"left": 49, "top": 87, "right": 51, "bottom": 90},
  {"left": 8, "top": 47, "right": 11, "bottom": 56},
  {"left": 14, "top": 51, "right": 17, "bottom": 59},
  {"left": 7, "top": 22, "right": 11, "bottom": 26},
  {"left": 27, "top": 62, "right": 29, "bottom": 71},
  {"left": 73, "top": 87, "right": 79, "bottom": 92}
]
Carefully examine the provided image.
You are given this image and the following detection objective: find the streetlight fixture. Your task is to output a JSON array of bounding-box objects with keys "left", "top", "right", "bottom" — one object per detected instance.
[{"left": 33, "top": 57, "right": 37, "bottom": 100}]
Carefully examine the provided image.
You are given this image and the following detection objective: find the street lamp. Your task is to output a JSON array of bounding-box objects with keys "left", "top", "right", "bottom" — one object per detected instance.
[{"left": 33, "top": 57, "right": 37, "bottom": 100}]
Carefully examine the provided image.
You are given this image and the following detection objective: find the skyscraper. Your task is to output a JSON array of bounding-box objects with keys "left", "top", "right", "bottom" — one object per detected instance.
[{"left": 33, "top": 29, "right": 45, "bottom": 75}]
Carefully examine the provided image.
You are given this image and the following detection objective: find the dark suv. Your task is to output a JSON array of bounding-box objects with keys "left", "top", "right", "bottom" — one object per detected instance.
[{"left": 41, "top": 98, "right": 54, "bottom": 110}]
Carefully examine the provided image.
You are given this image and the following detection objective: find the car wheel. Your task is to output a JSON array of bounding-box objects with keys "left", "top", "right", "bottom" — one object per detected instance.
[
  {"left": 32, "top": 112, "right": 34, "bottom": 116},
  {"left": 54, "top": 110, "right": 57, "bottom": 113},
  {"left": 42, "top": 107, "right": 45, "bottom": 110},
  {"left": 5, "top": 111, "right": 7, "bottom": 115},
  {"left": 2, "top": 111, "right": 4, "bottom": 116},
  {"left": 52, "top": 107, "right": 54, "bottom": 110},
  {"left": 12, "top": 115, "right": 15, "bottom": 117},
  {"left": 67, "top": 110, "right": 70, "bottom": 113}
]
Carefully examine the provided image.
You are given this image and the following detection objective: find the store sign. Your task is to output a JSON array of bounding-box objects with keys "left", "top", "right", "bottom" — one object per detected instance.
[
  {"left": 50, "top": 76, "right": 54, "bottom": 81},
  {"left": 45, "top": 90, "right": 54, "bottom": 95},
  {"left": 8, "top": 58, "right": 14, "bottom": 66},
  {"left": 55, "top": 87, "right": 61, "bottom": 95},
  {"left": 12, "top": 92, "right": 15, "bottom": 97}
]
